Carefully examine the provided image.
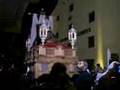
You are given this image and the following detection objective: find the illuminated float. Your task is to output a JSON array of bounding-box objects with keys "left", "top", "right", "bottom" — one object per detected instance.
[{"left": 25, "top": 9, "right": 77, "bottom": 78}]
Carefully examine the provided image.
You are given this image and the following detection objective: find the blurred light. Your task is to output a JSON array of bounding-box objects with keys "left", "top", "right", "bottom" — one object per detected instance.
[{"left": 96, "top": 19, "right": 104, "bottom": 69}]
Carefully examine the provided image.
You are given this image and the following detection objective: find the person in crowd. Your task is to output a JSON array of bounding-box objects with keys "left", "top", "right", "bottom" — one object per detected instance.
[
  {"left": 95, "top": 61, "right": 120, "bottom": 90},
  {"left": 33, "top": 62, "right": 76, "bottom": 90},
  {"left": 94, "top": 63, "right": 104, "bottom": 85},
  {"left": 95, "top": 64, "right": 103, "bottom": 73},
  {"left": 72, "top": 61, "right": 93, "bottom": 90}
]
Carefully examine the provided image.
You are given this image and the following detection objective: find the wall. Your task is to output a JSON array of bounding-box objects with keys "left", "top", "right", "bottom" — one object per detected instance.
[{"left": 52, "top": 0, "right": 120, "bottom": 68}]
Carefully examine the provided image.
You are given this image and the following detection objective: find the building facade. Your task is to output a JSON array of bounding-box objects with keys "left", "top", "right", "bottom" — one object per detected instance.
[{"left": 51, "top": 0, "right": 120, "bottom": 68}]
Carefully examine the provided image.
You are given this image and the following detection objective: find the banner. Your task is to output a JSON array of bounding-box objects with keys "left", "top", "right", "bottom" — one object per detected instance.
[{"left": 27, "top": 13, "right": 53, "bottom": 50}]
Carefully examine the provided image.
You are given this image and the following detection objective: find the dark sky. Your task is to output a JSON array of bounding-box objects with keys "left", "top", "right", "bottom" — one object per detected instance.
[
  {"left": 0, "top": 0, "right": 58, "bottom": 66},
  {"left": 0, "top": 0, "right": 28, "bottom": 32},
  {"left": 0, "top": 0, "right": 58, "bottom": 33}
]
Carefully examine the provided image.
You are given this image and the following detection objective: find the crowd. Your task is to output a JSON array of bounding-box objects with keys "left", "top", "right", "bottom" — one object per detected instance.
[{"left": 0, "top": 57, "right": 120, "bottom": 90}]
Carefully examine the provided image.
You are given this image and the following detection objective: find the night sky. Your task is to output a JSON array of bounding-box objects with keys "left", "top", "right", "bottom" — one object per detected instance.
[
  {"left": 0, "top": 0, "right": 58, "bottom": 68},
  {"left": 0, "top": 0, "right": 58, "bottom": 33}
]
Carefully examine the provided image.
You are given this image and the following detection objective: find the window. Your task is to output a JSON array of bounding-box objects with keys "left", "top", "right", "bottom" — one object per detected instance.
[
  {"left": 88, "top": 36, "right": 95, "bottom": 48},
  {"left": 89, "top": 11, "right": 95, "bottom": 23},
  {"left": 56, "top": 15, "right": 60, "bottom": 21},
  {"left": 68, "top": 15, "right": 72, "bottom": 21},
  {"left": 69, "top": 4, "right": 74, "bottom": 12}
]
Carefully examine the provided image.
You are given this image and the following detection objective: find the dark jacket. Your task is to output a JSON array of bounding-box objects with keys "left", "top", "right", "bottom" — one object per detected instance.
[{"left": 74, "top": 71, "right": 92, "bottom": 90}]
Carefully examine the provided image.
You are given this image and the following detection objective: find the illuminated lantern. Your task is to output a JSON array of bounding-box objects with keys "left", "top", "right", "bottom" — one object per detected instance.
[
  {"left": 68, "top": 24, "right": 77, "bottom": 49},
  {"left": 39, "top": 15, "right": 49, "bottom": 45}
]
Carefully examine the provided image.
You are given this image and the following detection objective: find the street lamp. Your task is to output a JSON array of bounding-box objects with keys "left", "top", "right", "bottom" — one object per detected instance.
[{"left": 68, "top": 24, "right": 77, "bottom": 49}]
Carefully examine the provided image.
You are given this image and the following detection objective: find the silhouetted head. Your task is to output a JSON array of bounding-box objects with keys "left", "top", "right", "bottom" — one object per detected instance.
[
  {"left": 96, "top": 63, "right": 100, "bottom": 67},
  {"left": 50, "top": 62, "right": 66, "bottom": 75}
]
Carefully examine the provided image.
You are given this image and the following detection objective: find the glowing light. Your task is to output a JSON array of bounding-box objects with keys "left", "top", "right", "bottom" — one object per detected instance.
[
  {"left": 96, "top": 18, "right": 104, "bottom": 69},
  {"left": 68, "top": 24, "right": 77, "bottom": 49}
]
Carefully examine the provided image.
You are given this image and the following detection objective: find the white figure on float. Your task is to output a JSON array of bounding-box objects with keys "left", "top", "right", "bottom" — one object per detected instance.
[
  {"left": 68, "top": 24, "right": 77, "bottom": 49},
  {"left": 27, "top": 8, "right": 53, "bottom": 49}
]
